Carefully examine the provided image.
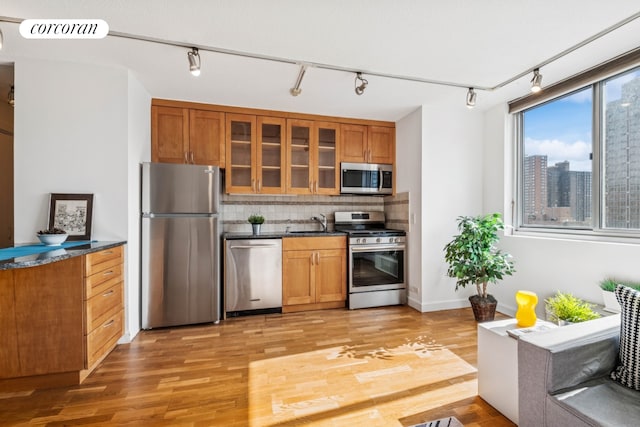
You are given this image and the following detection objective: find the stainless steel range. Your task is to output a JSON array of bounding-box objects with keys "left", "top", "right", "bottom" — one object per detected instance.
[{"left": 334, "top": 211, "right": 407, "bottom": 309}]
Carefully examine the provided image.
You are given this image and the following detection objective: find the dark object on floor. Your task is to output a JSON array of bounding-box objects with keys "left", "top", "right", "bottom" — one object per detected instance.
[{"left": 409, "top": 415, "right": 463, "bottom": 427}]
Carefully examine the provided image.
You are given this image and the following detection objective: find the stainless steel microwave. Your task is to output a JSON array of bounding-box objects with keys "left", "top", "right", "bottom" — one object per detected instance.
[{"left": 340, "top": 162, "right": 393, "bottom": 195}]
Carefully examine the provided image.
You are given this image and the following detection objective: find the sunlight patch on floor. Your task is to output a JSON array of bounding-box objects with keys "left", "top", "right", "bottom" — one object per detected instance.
[{"left": 248, "top": 339, "right": 477, "bottom": 427}]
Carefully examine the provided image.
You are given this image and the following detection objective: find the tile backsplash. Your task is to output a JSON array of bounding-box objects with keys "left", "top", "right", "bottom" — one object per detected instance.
[{"left": 221, "top": 192, "right": 410, "bottom": 234}]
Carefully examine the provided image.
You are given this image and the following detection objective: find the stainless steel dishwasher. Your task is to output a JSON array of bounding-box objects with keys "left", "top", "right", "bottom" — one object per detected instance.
[{"left": 225, "top": 238, "right": 282, "bottom": 316}]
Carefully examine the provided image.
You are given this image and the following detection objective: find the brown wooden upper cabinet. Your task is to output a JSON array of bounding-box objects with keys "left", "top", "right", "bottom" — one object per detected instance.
[
  {"left": 340, "top": 124, "right": 395, "bottom": 164},
  {"left": 151, "top": 106, "right": 225, "bottom": 166},
  {"left": 286, "top": 120, "right": 340, "bottom": 195},
  {"left": 225, "top": 114, "right": 286, "bottom": 194}
]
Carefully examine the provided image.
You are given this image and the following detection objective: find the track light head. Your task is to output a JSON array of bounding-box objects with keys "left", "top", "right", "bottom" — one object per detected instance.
[
  {"left": 354, "top": 72, "right": 368, "bottom": 96},
  {"left": 188, "top": 48, "right": 201, "bottom": 76},
  {"left": 530, "top": 68, "right": 542, "bottom": 93},
  {"left": 7, "top": 85, "right": 14, "bottom": 107},
  {"left": 0, "top": 28, "right": 4, "bottom": 50},
  {"left": 466, "top": 88, "right": 477, "bottom": 108},
  {"left": 290, "top": 64, "right": 307, "bottom": 96}
]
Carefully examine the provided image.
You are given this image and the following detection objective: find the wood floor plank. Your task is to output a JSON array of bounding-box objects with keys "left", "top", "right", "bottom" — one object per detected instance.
[{"left": 0, "top": 307, "right": 514, "bottom": 426}]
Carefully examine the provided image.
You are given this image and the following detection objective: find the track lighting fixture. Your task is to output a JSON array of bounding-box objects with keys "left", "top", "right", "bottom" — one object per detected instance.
[
  {"left": 187, "top": 48, "right": 201, "bottom": 76},
  {"left": 290, "top": 64, "right": 307, "bottom": 96},
  {"left": 7, "top": 85, "right": 14, "bottom": 107},
  {"left": 466, "top": 88, "right": 477, "bottom": 108},
  {"left": 530, "top": 68, "right": 542, "bottom": 93},
  {"left": 354, "top": 72, "right": 368, "bottom": 95}
]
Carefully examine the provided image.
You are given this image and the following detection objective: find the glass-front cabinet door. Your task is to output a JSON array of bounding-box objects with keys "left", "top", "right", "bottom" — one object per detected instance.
[
  {"left": 287, "top": 119, "right": 313, "bottom": 194},
  {"left": 315, "top": 122, "right": 340, "bottom": 195},
  {"left": 225, "top": 114, "right": 256, "bottom": 193},
  {"left": 257, "top": 117, "right": 285, "bottom": 194}
]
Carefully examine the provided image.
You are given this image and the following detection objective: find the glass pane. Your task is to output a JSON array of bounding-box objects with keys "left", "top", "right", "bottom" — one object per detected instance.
[
  {"left": 290, "top": 125, "right": 310, "bottom": 189},
  {"left": 230, "top": 120, "right": 252, "bottom": 187},
  {"left": 602, "top": 67, "right": 640, "bottom": 229},
  {"left": 522, "top": 88, "right": 593, "bottom": 228},
  {"left": 260, "top": 122, "right": 282, "bottom": 190},
  {"left": 352, "top": 250, "right": 404, "bottom": 287}
]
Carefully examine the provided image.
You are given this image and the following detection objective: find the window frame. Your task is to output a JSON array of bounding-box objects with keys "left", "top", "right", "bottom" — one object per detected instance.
[{"left": 513, "top": 63, "right": 640, "bottom": 240}]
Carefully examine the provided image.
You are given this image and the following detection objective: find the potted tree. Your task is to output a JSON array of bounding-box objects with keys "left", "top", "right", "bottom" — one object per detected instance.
[{"left": 444, "top": 213, "right": 515, "bottom": 322}]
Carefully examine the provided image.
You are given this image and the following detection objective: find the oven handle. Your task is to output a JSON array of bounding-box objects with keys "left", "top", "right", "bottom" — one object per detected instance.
[{"left": 350, "top": 244, "right": 405, "bottom": 252}]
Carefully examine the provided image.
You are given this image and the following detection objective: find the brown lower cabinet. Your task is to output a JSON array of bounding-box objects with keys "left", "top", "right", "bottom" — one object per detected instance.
[
  {"left": 0, "top": 245, "right": 124, "bottom": 391},
  {"left": 282, "top": 236, "right": 347, "bottom": 313}
]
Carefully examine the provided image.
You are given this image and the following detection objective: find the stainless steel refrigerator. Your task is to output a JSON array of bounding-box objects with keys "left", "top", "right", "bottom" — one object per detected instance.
[{"left": 141, "top": 162, "right": 221, "bottom": 329}]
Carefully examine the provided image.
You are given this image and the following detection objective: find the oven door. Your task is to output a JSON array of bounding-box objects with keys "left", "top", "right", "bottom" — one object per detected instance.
[{"left": 349, "top": 243, "right": 406, "bottom": 293}]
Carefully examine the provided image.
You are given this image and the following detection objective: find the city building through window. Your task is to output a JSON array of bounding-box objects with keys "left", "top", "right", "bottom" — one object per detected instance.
[{"left": 517, "top": 65, "right": 640, "bottom": 234}]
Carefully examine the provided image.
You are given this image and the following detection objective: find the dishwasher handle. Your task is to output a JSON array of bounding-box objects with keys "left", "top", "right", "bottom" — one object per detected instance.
[{"left": 229, "top": 244, "right": 280, "bottom": 249}]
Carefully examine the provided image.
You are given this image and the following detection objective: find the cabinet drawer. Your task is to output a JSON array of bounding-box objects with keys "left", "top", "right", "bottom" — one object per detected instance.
[
  {"left": 283, "top": 236, "right": 346, "bottom": 251},
  {"left": 86, "top": 282, "right": 123, "bottom": 333},
  {"left": 85, "top": 246, "right": 124, "bottom": 276},
  {"left": 86, "top": 308, "right": 123, "bottom": 369},
  {"left": 85, "top": 263, "right": 123, "bottom": 299}
]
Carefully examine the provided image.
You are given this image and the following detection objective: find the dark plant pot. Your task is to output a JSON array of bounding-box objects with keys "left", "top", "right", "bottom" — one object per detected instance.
[{"left": 469, "top": 294, "right": 498, "bottom": 322}]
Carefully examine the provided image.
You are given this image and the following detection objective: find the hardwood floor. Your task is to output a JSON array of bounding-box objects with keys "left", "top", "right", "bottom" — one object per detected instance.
[{"left": 0, "top": 307, "right": 515, "bottom": 426}]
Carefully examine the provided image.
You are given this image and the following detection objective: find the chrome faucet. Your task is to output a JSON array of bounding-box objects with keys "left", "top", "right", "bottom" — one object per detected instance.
[{"left": 311, "top": 214, "right": 327, "bottom": 232}]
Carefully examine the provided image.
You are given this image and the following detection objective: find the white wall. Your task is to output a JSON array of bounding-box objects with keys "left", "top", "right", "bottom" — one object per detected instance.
[
  {"left": 14, "top": 58, "right": 129, "bottom": 242},
  {"left": 396, "top": 107, "right": 422, "bottom": 308},
  {"left": 396, "top": 105, "right": 484, "bottom": 311},
  {"left": 483, "top": 104, "right": 640, "bottom": 318},
  {"left": 13, "top": 57, "right": 148, "bottom": 341},
  {"left": 125, "top": 72, "right": 151, "bottom": 340}
]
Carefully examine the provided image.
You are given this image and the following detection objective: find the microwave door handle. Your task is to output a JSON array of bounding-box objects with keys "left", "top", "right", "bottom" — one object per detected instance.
[{"left": 378, "top": 168, "right": 383, "bottom": 192}]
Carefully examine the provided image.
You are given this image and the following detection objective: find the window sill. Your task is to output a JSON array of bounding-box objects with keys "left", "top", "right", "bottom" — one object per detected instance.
[{"left": 507, "top": 227, "right": 640, "bottom": 245}]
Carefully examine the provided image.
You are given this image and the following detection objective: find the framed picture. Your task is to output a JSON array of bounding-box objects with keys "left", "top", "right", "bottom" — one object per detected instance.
[{"left": 48, "top": 193, "right": 94, "bottom": 241}]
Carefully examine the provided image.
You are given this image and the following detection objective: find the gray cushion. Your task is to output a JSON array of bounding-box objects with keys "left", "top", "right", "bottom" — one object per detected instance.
[
  {"left": 611, "top": 284, "right": 640, "bottom": 390},
  {"left": 549, "top": 377, "right": 640, "bottom": 427}
]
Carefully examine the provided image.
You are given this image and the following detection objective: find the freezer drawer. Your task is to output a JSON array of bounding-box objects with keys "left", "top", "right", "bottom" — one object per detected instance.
[
  {"left": 225, "top": 239, "right": 282, "bottom": 313},
  {"left": 141, "top": 216, "right": 220, "bottom": 329}
]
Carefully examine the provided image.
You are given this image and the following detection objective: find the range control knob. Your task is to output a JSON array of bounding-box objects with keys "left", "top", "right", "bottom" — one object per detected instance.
[
  {"left": 376, "top": 237, "right": 381, "bottom": 243},
  {"left": 356, "top": 238, "right": 361, "bottom": 244}
]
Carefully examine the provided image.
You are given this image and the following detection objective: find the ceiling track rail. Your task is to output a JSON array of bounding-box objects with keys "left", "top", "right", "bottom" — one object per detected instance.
[{"left": 2, "top": 11, "right": 640, "bottom": 92}]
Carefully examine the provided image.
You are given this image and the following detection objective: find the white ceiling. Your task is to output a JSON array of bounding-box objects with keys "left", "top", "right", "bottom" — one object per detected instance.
[{"left": 2, "top": 1, "right": 640, "bottom": 121}]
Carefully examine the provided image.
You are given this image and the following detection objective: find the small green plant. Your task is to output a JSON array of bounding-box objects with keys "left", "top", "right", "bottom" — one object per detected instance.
[
  {"left": 600, "top": 278, "right": 640, "bottom": 292},
  {"left": 247, "top": 214, "right": 264, "bottom": 224},
  {"left": 545, "top": 292, "right": 600, "bottom": 323}
]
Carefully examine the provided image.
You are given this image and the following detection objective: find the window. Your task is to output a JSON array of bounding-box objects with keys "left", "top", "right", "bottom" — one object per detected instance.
[{"left": 517, "top": 65, "right": 640, "bottom": 234}]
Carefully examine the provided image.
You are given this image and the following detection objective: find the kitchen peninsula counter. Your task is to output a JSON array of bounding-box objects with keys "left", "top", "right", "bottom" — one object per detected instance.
[
  {"left": 0, "top": 241, "right": 126, "bottom": 392},
  {"left": 0, "top": 241, "right": 126, "bottom": 270}
]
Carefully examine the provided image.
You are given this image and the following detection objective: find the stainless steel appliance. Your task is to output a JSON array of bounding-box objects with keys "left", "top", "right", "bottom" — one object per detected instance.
[
  {"left": 340, "top": 162, "right": 393, "bottom": 195},
  {"left": 225, "top": 239, "right": 282, "bottom": 316},
  {"left": 335, "top": 211, "right": 406, "bottom": 309},
  {"left": 141, "top": 162, "right": 221, "bottom": 329}
]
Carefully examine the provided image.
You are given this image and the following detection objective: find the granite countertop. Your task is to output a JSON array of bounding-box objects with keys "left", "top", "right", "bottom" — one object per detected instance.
[
  {"left": 224, "top": 231, "right": 347, "bottom": 240},
  {"left": 0, "top": 241, "right": 127, "bottom": 271}
]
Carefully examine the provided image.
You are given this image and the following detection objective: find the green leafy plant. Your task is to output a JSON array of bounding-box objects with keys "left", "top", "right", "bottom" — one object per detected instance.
[
  {"left": 247, "top": 214, "right": 264, "bottom": 224},
  {"left": 545, "top": 292, "right": 600, "bottom": 323},
  {"left": 600, "top": 278, "right": 640, "bottom": 292},
  {"left": 443, "top": 213, "right": 515, "bottom": 298}
]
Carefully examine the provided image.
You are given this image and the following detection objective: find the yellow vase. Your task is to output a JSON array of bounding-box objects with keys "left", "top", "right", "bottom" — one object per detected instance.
[{"left": 515, "top": 290, "right": 538, "bottom": 327}]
